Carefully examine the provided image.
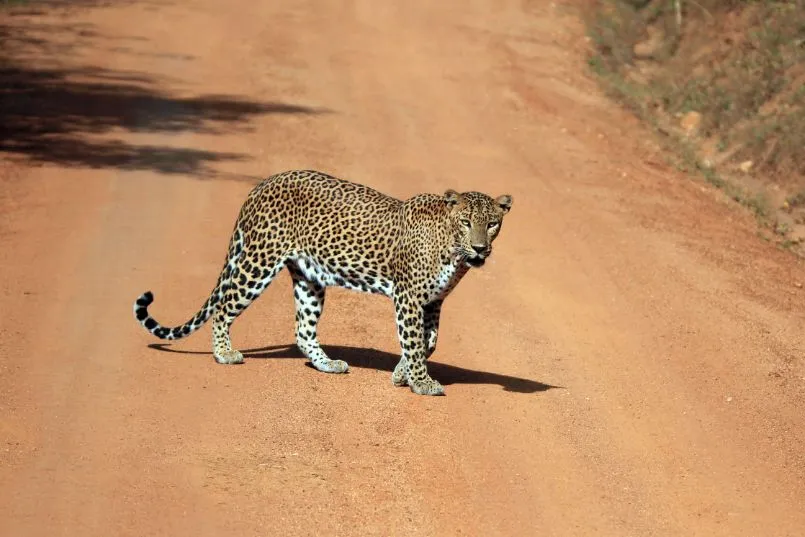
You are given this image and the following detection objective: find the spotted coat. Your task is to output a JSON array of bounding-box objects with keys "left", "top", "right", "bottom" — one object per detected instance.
[{"left": 133, "top": 170, "right": 512, "bottom": 395}]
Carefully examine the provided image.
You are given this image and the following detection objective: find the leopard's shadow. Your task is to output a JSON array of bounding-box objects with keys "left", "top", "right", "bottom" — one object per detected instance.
[{"left": 148, "top": 343, "right": 559, "bottom": 394}]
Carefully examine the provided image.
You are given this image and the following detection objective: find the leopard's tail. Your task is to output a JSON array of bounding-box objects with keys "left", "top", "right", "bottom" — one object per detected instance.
[
  {"left": 133, "top": 229, "right": 244, "bottom": 340},
  {"left": 133, "top": 286, "right": 221, "bottom": 340}
]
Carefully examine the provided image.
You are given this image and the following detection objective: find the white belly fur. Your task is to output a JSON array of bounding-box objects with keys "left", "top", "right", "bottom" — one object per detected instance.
[
  {"left": 294, "top": 256, "right": 460, "bottom": 303},
  {"left": 295, "top": 256, "right": 394, "bottom": 297}
]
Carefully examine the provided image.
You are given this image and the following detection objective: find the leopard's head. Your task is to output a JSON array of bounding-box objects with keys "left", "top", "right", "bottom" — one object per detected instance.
[{"left": 445, "top": 190, "right": 513, "bottom": 268}]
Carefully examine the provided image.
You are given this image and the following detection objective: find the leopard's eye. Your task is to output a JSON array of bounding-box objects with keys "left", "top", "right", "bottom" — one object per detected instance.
[
  {"left": 487, "top": 221, "right": 499, "bottom": 230},
  {"left": 460, "top": 219, "right": 471, "bottom": 227}
]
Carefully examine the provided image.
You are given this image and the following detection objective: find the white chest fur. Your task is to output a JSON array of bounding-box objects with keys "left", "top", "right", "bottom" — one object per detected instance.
[{"left": 425, "top": 261, "right": 463, "bottom": 303}]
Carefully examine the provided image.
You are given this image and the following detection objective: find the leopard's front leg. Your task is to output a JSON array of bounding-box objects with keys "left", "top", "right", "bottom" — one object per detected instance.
[
  {"left": 393, "top": 299, "right": 442, "bottom": 386},
  {"left": 391, "top": 289, "right": 444, "bottom": 395}
]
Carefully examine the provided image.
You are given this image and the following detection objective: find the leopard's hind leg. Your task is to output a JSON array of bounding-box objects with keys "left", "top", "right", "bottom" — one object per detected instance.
[
  {"left": 211, "top": 238, "right": 288, "bottom": 365},
  {"left": 286, "top": 262, "right": 348, "bottom": 374}
]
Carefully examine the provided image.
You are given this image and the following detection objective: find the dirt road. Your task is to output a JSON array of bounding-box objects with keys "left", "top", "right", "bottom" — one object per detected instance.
[{"left": 2, "top": 1, "right": 804, "bottom": 535}]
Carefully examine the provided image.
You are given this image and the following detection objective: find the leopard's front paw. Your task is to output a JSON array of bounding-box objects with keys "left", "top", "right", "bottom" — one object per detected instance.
[
  {"left": 409, "top": 377, "right": 445, "bottom": 396},
  {"left": 391, "top": 360, "right": 408, "bottom": 386}
]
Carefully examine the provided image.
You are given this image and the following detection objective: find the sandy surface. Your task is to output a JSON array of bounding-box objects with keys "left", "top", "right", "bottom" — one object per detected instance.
[{"left": 1, "top": 1, "right": 804, "bottom": 535}]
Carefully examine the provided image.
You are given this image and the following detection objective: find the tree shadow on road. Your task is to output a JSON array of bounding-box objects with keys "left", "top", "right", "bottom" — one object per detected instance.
[
  {"left": 148, "top": 343, "right": 561, "bottom": 394},
  {"left": 1, "top": 2, "right": 328, "bottom": 176},
  {"left": 0, "top": 63, "right": 326, "bottom": 176}
]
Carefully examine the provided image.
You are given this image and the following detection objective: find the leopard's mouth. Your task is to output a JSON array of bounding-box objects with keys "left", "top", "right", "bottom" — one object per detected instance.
[{"left": 466, "top": 256, "right": 486, "bottom": 268}]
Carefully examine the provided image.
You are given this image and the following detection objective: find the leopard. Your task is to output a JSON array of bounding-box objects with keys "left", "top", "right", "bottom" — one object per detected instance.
[{"left": 133, "top": 170, "right": 512, "bottom": 396}]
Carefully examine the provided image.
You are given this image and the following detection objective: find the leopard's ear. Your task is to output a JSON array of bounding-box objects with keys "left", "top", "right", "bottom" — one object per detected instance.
[
  {"left": 496, "top": 194, "right": 513, "bottom": 214},
  {"left": 444, "top": 189, "right": 462, "bottom": 207}
]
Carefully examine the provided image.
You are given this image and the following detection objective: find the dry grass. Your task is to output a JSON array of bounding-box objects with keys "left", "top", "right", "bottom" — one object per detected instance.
[{"left": 586, "top": 0, "right": 805, "bottom": 253}]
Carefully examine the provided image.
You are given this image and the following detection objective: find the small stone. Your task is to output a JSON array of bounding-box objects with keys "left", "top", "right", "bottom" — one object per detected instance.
[
  {"left": 795, "top": 282, "right": 802, "bottom": 288},
  {"left": 634, "top": 41, "right": 657, "bottom": 59},
  {"left": 739, "top": 160, "right": 753, "bottom": 173},
  {"left": 633, "top": 26, "right": 665, "bottom": 59},
  {"left": 680, "top": 111, "right": 702, "bottom": 136},
  {"left": 726, "top": 396, "right": 733, "bottom": 402}
]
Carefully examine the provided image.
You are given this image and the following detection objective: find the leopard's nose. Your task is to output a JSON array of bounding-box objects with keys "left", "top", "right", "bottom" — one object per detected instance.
[{"left": 471, "top": 244, "right": 486, "bottom": 255}]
